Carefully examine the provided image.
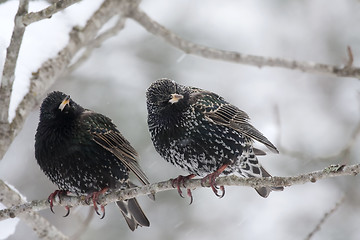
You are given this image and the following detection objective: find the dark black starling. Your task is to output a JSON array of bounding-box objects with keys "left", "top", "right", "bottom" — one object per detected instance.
[
  {"left": 146, "top": 78, "right": 283, "bottom": 199},
  {"left": 35, "top": 91, "right": 150, "bottom": 231}
]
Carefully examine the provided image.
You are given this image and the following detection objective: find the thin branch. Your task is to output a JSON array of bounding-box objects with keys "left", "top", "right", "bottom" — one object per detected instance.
[
  {"left": 0, "top": 0, "right": 28, "bottom": 123},
  {"left": 0, "top": 180, "right": 68, "bottom": 240},
  {"left": 67, "top": 14, "right": 127, "bottom": 73},
  {"left": 0, "top": 163, "right": 358, "bottom": 221},
  {"left": 21, "top": 0, "right": 82, "bottom": 26},
  {"left": 129, "top": 8, "right": 360, "bottom": 79},
  {"left": 305, "top": 196, "right": 345, "bottom": 240}
]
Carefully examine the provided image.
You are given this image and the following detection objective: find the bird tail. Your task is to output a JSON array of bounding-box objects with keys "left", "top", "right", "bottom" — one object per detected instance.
[
  {"left": 116, "top": 181, "right": 150, "bottom": 231},
  {"left": 239, "top": 155, "right": 283, "bottom": 198},
  {"left": 116, "top": 198, "right": 150, "bottom": 231},
  {"left": 254, "top": 166, "right": 283, "bottom": 198}
]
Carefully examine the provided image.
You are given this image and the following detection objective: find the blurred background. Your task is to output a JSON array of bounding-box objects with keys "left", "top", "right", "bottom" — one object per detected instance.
[{"left": 1, "top": 0, "right": 360, "bottom": 239}]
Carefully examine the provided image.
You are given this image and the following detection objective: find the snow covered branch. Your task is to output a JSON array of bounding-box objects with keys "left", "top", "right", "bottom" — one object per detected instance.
[
  {"left": 129, "top": 8, "right": 360, "bottom": 79},
  {"left": 0, "top": 0, "right": 28, "bottom": 123},
  {"left": 0, "top": 180, "right": 68, "bottom": 240},
  {"left": 0, "top": 164, "right": 358, "bottom": 221}
]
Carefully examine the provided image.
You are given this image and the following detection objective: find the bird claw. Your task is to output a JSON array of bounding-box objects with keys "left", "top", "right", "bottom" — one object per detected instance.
[
  {"left": 94, "top": 205, "right": 101, "bottom": 216},
  {"left": 218, "top": 186, "right": 225, "bottom": 198},
  {"left": 210, "top": 182, "right": 225, "bottom": 198},
  {"left": 93, "top": 202, "right": 105, "bottom": 219},
  {"left": 171, "top": 174, "right": 195, "bottom": 204},
  {"left": 48, "top": 190, "right": 68, "bottom": 214},
  {"left": 171, "top": 177, "right": 185, "bottom": 198},
  {"left": 85, "top": 188, "right": 108, "bottom": 219},
  {"left": 63, "top": 206, "right": 71, "bottom": 217},
  {"left": 94, "top": 203, "right": 105, "bottom": 219},
  {"left": 187, "top": 189, "right": 193, "bottom": 205},
  {"left": 100, "top": 205, "right": 106, "bottom": 219},
  {"left": 202, "top": 164, "right": 229, "bottom": 199},
  {"left": 84, "top": 197, "right": 91, "bottom": 205},
  {"left": 204, "top": 176, "right": 225, "bottom": 198}
]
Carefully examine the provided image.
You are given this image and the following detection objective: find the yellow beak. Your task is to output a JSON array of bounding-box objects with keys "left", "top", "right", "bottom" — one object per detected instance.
[
  {"left": 58, "top": 95, "right": 70, "bottom": 111},
  {"left": 169, "top": 93, "right": 184, "bottom": 104}
]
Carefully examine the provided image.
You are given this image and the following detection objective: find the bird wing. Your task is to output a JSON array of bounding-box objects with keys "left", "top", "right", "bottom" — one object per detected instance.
[
  {"left": 192, "top": 91, "right": 279, "bottom": 154},
  {"left": 91, "top": 128, "right": 150, "bottom": 186}
]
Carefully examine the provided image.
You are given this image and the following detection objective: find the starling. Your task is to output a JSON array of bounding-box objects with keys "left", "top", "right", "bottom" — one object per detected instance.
[
  {"left": 146, "top": 78, "right": 283, "bottom": 200},
  {"left": 35, "top": 91, "right": 150, "bottom": 231}
]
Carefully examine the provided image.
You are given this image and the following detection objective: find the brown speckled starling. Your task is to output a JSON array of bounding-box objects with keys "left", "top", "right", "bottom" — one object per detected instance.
[
  {"left": 146, "top": 78, "right": 283, "bottom": 199},
  {"left": 35, "top": 91, "right": 150, "bottom": 231}
]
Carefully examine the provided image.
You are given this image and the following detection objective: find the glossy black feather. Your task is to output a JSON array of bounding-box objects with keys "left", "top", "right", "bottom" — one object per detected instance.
[
  {"left": 35, "top": 91, "right": 150, "bottom": 230},
  {"left": 146, "top": 79, "right": 283, "bottom": 198}
]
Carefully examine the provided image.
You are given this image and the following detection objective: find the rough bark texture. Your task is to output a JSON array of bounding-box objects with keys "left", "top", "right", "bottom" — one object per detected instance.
[{"left": 0, "top": 164, "right": 358, "bottom": 221}]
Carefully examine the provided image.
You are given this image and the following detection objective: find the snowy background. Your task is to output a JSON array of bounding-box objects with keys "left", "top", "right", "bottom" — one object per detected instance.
[{"left": 1, "top": 0, "right": 360, "bottom": 239}]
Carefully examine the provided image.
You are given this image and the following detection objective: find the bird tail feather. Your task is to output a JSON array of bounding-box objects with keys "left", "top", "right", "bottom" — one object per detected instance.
[
  {"left": 239, "top": 156, "right": 283, "bottom": 198},
  {"left": 253, "top": 168, "right": 283, "bottom": 198},
  {"left": 116, "top": 198, "right": 150, "bottom": 231}
]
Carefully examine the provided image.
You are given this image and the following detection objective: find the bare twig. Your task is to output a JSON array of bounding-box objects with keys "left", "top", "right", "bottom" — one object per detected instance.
[
  {"left": 0, "top": 164, "right": 358, "bottom": 221},
  {"left": 0, "top": 0, "right": 28, "bottom": 123},
  {"left": 67, "top": 14, "right": 127, "bottom": 73},
  {"left": 305, "top": 196, "right": 345, "bottom": 240},
  {"left": 129, "top": 8, "right": 360, "bottom": 79},
  {"left": 21, "top": 0, "right": 82, "bottom": 26},
  {"left": 0, "top": 180, "right": 68, "bottom": 240}
]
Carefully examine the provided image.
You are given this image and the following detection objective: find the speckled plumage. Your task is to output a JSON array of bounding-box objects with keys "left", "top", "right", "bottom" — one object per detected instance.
[
  {"left": 146, "top": 78, "right": 283, "bottom": 198},
  {"left": 35, "top": 91, "right": 150, "bottom": 230}
]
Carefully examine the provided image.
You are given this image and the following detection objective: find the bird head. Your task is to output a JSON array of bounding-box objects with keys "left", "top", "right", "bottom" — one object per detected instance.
[
  {"left": 146, "top": 78, "right": 189, "bottom": 115},
  {"left": 39, "top": 91, "right": 84, "bottom": 123}
]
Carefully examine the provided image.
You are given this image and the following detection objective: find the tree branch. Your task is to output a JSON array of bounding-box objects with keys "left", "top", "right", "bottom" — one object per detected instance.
[
  {"left": 0, "top": 164, "right": 358, "bottom": 221},
  {"left": 129, "top": 8, "right": 360, "bottom": 79},
  {"left": 0, "top": 180, "right": 68, "bottom": 240},
  {"left": 21, "top": 0, "right": 82, "bottom": 26},
  {"left": 305, "top": 196, "right": 345, "bottom": 240},
  {"left": 0, "top": 0, "right": 28, "bottom": 123},
  {"left": 67, "top": 14, "right": 127, "bottom": 73}
]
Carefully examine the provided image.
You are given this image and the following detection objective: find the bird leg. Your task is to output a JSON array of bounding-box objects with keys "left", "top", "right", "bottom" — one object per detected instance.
[
  {"left": 201, "top": 163, "right": 229, "bottom": 198},
  {"left": 85, "top": 187, "right": 109, "bottom": 219},
  {"left": 47, "top": 190, "right": 71, "bottom": 217},
  {"left": 171, "top": 174, "right": 195, "bottom": 204}
]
